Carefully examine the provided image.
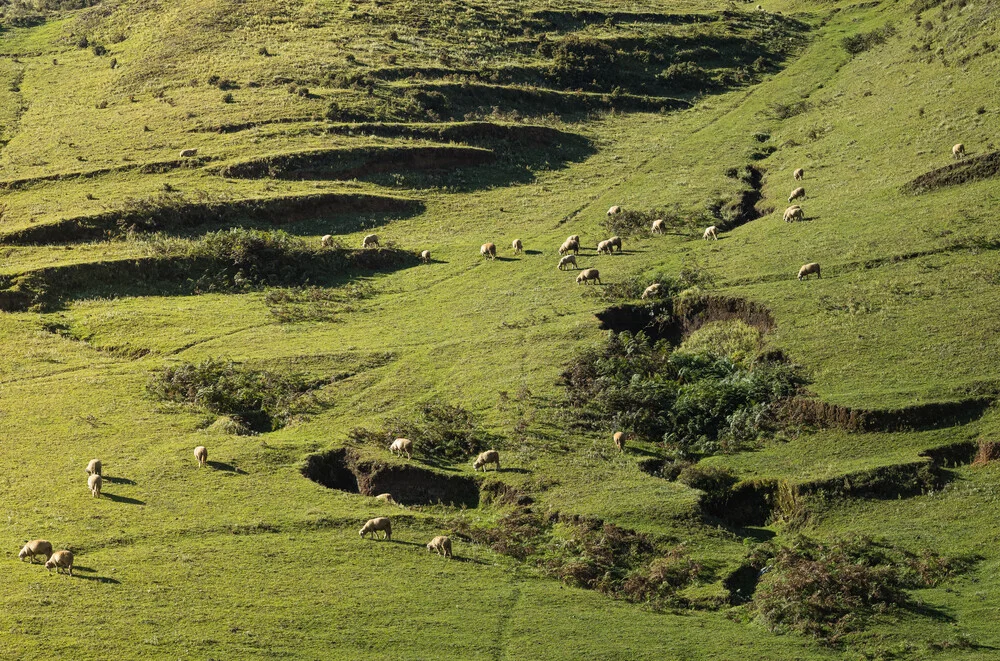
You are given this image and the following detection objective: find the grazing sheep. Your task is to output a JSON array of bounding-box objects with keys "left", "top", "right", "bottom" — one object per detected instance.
[
  {"left": 608, "top": 236, "right": 622, "bottom": 253},
  {"left": 793, "top": 168, "right": 804, "bottom": 180},
  {"left": 194, "top": 446, "right": 208, "bottom": 467},
  {"left": 512, "top": 239, "right": 523, "bottom": 254},
  {"left": 703, "top": 226, "right": 718, "bottom": 240},
  {"left": 576, "top": 268, "right": 601, "bottom": 285},
  {"left": 389, "top": 438, "right": 413, "bottom": 459},
  {"left": 19, "top": 540, "right": 53, "bottom": 563},
  {"left": 953, "top": 143, "right": 966, "bottom": 159},
  {"left": 420, "top": 250, "right": 431, "bottom": 263},
  {"left": 179, "top": 148, "right": 198, "bottom": 158},
  {"left": 607, "top": 205, "right": 622, "bottom": 216},
  {"left": 481, "top": 242, "right": 497, "bottom": 260},
  {"left": 651, "top": 219, "right": 666, "bottom": 234},
  {"left": 427, "top": 535, "right": 453, "bottom": 558},
  {"left": 359, "top": 517, "right": 392, "bottom": 541},
  {"left": 88, "top": 473, "right": 102, "bottom": 499},
  {"left": 45, "top": 550, "right": 74, "bottom": 576},
  {"left": 558, "top": 239, "right": 580, "bottom": 255},
  {"left": 567, "top": 235, "right": 580, "bottom": 243},
  {"left": 596, "top": 239, "right": 613, "bottom": 255},
  {"left": 85, "top": 459, "right": 102, "bottom": 476},
  {"left": 788, "top": 187, "right": 806, "bottom": 202},
  {"left": 797, "top": 262, "right": 821, "bottom": 280},
  {"left": 362, "top": 233, "right": 380, "bottom": 249},
  {"left": 783, "top": 206, "right": 804, "bottom": 223},
  {"left": 321, "top": 234, "right": 333, "bottom": 247},
  {"left": 375, "top": 493, "right": 398, "bottom": 505},
  {"left": 558, "top": 254, "right": 578, "bottom": 270},
  {"left": 641, "top": 283, "right": 661, "bottom": 299},
  {"left": 473, "top": 449, "right": 500, "bottom": 472},
  {"left": 613, "top": 431, "right": 626, "bottom": 453}
]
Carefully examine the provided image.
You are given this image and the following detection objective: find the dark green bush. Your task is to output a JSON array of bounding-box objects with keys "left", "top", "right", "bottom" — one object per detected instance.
[
  {"left": 603, "top": 207, "right": 690, "bottom": 237},
  {"left": 842, "top": 24, "right": 898, "bottom": 55},
  {"left": 658, "top": 61, "right": 711, "bottom": 91},
  {"left": 548, "top": 35, "right": 616, "bottom": 89}
]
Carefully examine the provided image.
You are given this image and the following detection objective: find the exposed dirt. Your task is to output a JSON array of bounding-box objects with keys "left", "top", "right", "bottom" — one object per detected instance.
[
  {"left": 904, "top": 150, "right": 1000, "bottom": 194},
  {"left": 595, "top": 295, "right": 775, "bottom": 346},
  {"left": 780, "top": 396, "right": 993, "bottom": 432}
]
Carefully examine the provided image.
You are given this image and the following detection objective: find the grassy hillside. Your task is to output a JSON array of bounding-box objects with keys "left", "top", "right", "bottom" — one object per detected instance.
[{"left": 2, "top": 0, "right": 1000, "bottom": 658}]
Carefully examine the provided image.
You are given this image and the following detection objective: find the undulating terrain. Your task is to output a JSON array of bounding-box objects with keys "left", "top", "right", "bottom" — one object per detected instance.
[{"left": 2, "top": 0, "right": 999, "bottom": 658}]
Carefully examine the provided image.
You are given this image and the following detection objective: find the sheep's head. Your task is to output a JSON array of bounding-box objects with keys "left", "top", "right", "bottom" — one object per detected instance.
[
  {"left": 44, "top": 559, "right": 55, "bottom": 569},
  {"left": 18, "top": 547, "right": 28, "bottom": 560}
]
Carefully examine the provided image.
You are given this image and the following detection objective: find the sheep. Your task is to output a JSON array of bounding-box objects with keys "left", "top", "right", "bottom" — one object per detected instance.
[
  {"left": 473, "top": 449, "right": 500, "bottom": 472},
  {"left": 567, "top": 235, "right": 580, "bottom": 243},
  {"left": 558, "top": 239, "right": 580, "bottom": 255},
  {"left": 194, "top": 445, "right": 208, "bottom": 467},
  {"left": 783, "top": 206, "right": 804, "bottom": 223},
  {"left": 703, "top": 226, "right": 718, "bottom": 240},
  {"left": 953, "top": 143, "right": 966, "bottom": 159},
  {"left": 362, "top": 233, "right": 380, "bottom": 249},
  {"left": 179, "top": 148, "right": 198, "bottom": 158},
  {"left": 88, "top": 473, "right": 102, "bottom": 499},
  {"left": 321, "top": 234, "right": 333, "bottom": 247},
  {"left": 608, "top": 236, "right": 622, "bottom": 253},
  {"left": 797, "top": 262, "right": 821, "bottom": 280},
  {"left": 389, "top": 438, "right": 413, "bottom": 459},
  {"left": 576, "top": 268, "right": 601, "bottom": 285},
  {"left": 613, "top": 431, "right": 626, "bottom": 453},
  {"left": 793, "top": 168, "right": 804, "bottom": 180},
  {"left": 512, "top": 239, "right": 523, "bottom": 254},
  {"left": 558, "top": 254, "right": 578, "bottom": 270},
  {"left": 427, "top": 535, "right": 453, "bottom": 558},
  {"left": 45, "top": 550, "right": 74, "bottom": 576},
  {"left": 85, "top": 459, "right": 102, "bottom": 476},
  {"left": 375, "top": 493, "right": 398, "bottom": 505},
  {"left": 19, "top": 540, "right": 53, "bottom": 564},
  {"left": 641, "top": 283, "right": 661, "bottom": 299},
  {"left": 420, "top": 250, "right": 431, "bottom": 263},
  {"left": 651, "top": 219, "right": 666, "bottom": 234},
  {"left": 359, "top": 517, "right": 392, "bottom": 541},
  {"left": 481, "top": 242, "right": 497, "bottom": 260},
  {"left": 607, "top": 205, "right": 622, "bottom": 216},
  {"left": 788, "top": 187, "right": 806, "bottom": 203},
  {"left": 596, "top": 239, "right": 613, "bottom": 255}
]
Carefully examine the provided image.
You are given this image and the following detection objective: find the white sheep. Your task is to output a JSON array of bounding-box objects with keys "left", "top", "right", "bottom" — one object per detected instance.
[
  {"left": 179, "top": 148, "right": 198, "bottom": 158},
  {"left": 613, "top": 431, "right": 627, "bottom": 453},
  {"left": 567, "top": 235, "right": 580, "bottom": 243},
  {"left": 703, "top": 226, "right": 718, "bottom": 240},
  {"left": 607, "top": 205, "right": 622, "bottom": 216},
  {"left": 45, "top": 549, "right": 74, "bottom": 576},
  {"left": 641, "top": 283, "right": 661, "bottom": 299},
  {"left": 558, "top": 254, "right": 578, "bottom": 270},
  {"left": 420, "top": 250, "right": 431, "bottom": 263},
  {"left": 390, "top": 438, "right": 413, "bottom": 459},
  {"left": 481, "top": 242, "right": 497, "bottom": 260},
  {"left": 596, "top": 239, "right": 613, "bottom": 255},
  {"left": 793, "top": 168, "right": 804, "bottom": 180},
  {"left": 512, "top": 239, "right": 523, "bottom": 254},
  {"left": 608, "top": 236, "right": 622, "bottom": 253},
  {"left": 788, "top": 187, "right": 806, "bottom": 202},
  {"left": 88, "top": 473, "right": 102, "bottom": 498},
  {"left": 559, "top": 239, "right": 580, "bottom": 255},
  {"left": 194, "top": 446, "right": 208, "bottom": 467},
  {"left": 362, "top": 233, "right": 380, "bottom": 248},
  {"left": 783, "top": 206, "right": 804, "bottom": 223},
  {"left": 375, "top": 493, "right": 398, "bottom": 505},
  {"left": 651, "top": 219, "right": 666, "bottom": 234},
  {"left": 953, "top": 143, "right": 965, "bottom": 159},
  {"left": 473, "top": 449, "right": 500, "bottom": 472},
  {"left": 85, "top": 459, "right": 102, "bottom": 476},
  {"left": 576, "top": 268, "right": 601, "bottom": 285},
  {"left": 798, "top": 262, "right": 821, "bottom": 280},
  {"left": 359, "top": 517, "right": 392, "bottom": 540},
  {"left": 427, "top": 535, "right": 453, "bottom": 558},
  {"left": 19, "top": 540, "right": 53, "bottom": 563},
  {"left": 321, "top": 234, "right": 333, "bottom": 247}
]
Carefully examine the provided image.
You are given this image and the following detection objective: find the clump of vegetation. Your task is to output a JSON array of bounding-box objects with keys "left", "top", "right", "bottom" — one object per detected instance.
[
  {"left": 842, "top": 24, "right": 898, "bottom": 55},
  {"left": 603, "top": 207, "right": 690, "bottom": 237},
  {"left": 751, "top": 535, "right": 976, "bottom": 642},
  {"left": 264, "top": 282, "right": 379, "bottom": 323},
  {"left": 148, "top": 358, "right": 323, "bottom": 432},
  {"left": 770, "top": 100, "right": 810, "bottom": 120},
  {"left": 658, "top": 61, "right": 711, "bottom": 91},
  {"left": 547, "top": 35, "right": 617, "bottom": 90},
  {"left": 348, "top": 400, "right": 495, "bottom": 462},
  {"left": 561, "top": 323, "right": 805, "bottom": 455}
]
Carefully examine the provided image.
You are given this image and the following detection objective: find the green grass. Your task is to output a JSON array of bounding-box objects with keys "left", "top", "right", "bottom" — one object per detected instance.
[{"left": 2, "top": 0, "right": 1000, "bottom": 658}]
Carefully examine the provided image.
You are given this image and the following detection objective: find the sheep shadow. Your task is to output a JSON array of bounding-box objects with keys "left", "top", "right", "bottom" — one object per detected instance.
[
  {"left": 497, "top": 467, "right": 531, "bottom": 474},
  {"left": 208, "top": 461, "right": 247, "bottom": 474},
  {"left": 103, "top": 476, "right": 136, "bottom": 485},
  {"left": 490, "top": 256, "right": 519, "bottom": 262},
  {"left": 102, "top": 493, "right": 145, "bottom": 505},
  {"left": 71, "top": 566, "right": 122, "bottom": 584},
  {"left": 523, "top": 250, "right": 544, "bottom": 255}
]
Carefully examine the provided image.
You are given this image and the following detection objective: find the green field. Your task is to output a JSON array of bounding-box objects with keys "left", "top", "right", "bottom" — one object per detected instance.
[{"left": 2, "top": 0, "right": 1000, "bottom": 658}]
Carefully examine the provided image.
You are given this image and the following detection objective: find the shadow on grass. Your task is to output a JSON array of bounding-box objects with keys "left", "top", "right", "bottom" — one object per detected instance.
[
  {"left": 72, "top": 566, "right": 122, "bottom": 584},
  {"left": 209, "top": 461, "right": 247, "bottom": 474},
  {"left": 103, "top": 476, "right": 136, "bottom": 485},
  {"left": 523, "top": 249, "right": 544, "bottom": 255},
  {"left": 102, "top": 493, "right": 145, "bottom": 505}
]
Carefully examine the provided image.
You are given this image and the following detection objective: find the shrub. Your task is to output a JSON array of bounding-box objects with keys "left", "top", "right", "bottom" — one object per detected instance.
[
  {"left": 548, "top": 35, "right": 616, "bottom": 89},
  {"left": 842, "top": 24, "right": 898, "bottom": 55},
  {"left": 222, "top": 92, "right": 235, "bottom": 103},
  {"left": 603, "top": 207, "right": 690, "bottom": 237},
  {"left": 148, "top": 358, "right": 321, "bottom": 432},
  {"left": 91, "top": 44, "right": 107, "bottom": 56},
  {"left": 770, "top": 100, "right": 809, "bottom": 120},
  {"left": 658, "top": 61, "right": 711, "bottom": 91}
]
